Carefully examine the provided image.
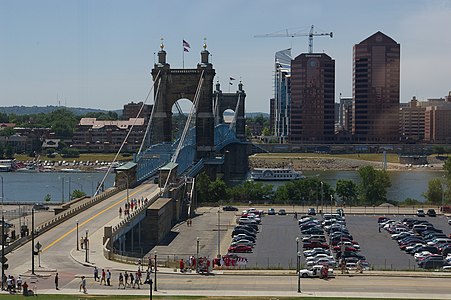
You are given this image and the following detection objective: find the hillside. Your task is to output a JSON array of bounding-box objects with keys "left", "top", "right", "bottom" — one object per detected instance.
[{"left": 0, "top": 105, "right": 121, "bottom": 116}]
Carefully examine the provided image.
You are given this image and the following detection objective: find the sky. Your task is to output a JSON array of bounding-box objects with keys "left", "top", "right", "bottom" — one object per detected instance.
[{"left": 1, "top": 0, "right": 451, "bottom": 113}]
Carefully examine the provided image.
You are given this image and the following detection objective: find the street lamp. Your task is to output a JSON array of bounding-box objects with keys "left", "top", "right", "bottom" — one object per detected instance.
[
  {"left": 330, "top": 195, "right": 334, "bottom": 214},
  {"left": 76, "top": 220, "right": 79, "bottom": 251},
  {"left": 85, "top": 229, "right": 89, "bottom": 263},
  {"left": 144, "top": 270, "right": 153, "bottom": 300},
  {"left": 31, "top": 207, "right": 35, "bottom": 275},
  {"left": 217, "top": 209, "right": 221, "bottom": 258},
  {"left": 154, "top": 250, "right": 157, "bottom": 291},
  {"left": 296, "top": 237, "right": 300, "bottom": 274},
  {"left": 196, "top": 237, "right": 200, "bottom": 273},
  {"left": 320, "top": 181, "right": 324, "bottom": 214},
  {"left": 297, "top": 251, "right": 301, "bottom": 293}
]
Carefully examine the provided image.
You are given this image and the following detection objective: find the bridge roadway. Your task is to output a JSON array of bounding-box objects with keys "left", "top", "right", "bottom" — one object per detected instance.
[{"left": 4, "top": 183, "right": 159, "bottom": 290}]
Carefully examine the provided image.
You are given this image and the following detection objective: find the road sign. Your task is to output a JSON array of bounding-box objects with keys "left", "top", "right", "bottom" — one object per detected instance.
[
  {"left": 35, "top": 242, "right": 42, "bottom": 251},
  {"left": 0, "top": 256, "right": 7, "bottom": 264}
]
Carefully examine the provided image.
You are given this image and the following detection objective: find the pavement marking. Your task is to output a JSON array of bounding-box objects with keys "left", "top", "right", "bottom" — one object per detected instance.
[{"left": 41, "top": 185, "right": 149, "bottom": 253}]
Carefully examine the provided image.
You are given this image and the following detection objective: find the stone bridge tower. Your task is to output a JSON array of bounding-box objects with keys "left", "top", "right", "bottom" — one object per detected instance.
[{"left": 151, "top": 41, "right": 216, "bottom": 159}]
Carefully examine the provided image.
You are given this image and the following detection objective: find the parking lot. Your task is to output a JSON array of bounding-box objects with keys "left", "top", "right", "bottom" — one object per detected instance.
[{"left": 228, "top": 209, "right": 450, "bottom": 270}]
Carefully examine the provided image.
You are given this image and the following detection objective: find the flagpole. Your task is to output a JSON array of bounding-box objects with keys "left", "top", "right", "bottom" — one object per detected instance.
[{"left": 182, "top": 40, "right": 185, "bottom": 69}]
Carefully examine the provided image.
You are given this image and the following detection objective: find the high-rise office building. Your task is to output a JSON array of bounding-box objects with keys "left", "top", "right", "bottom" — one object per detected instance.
[
  {"left": 352, "top": 31, "right": 400, "bottom": 143},
  {"left": 338, "top": 96, "right": 353, "bottom": 132},
  {"left": 289, "top": 53, "right": 335, "bottom": 143},
  {"left": 272, "top": 49, "right": 292, "bottom": 142}
]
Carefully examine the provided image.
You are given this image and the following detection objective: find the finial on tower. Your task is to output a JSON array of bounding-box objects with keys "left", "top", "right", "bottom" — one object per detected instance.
[
  {"left": 203, "top": 37, "right": 207, "bottom": 50},
  {"left": 160, "top": 37, "right": 164, "bottom": 50}
]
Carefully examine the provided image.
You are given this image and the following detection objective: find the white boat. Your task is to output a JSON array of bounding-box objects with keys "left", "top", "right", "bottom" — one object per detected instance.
[{"left": 250, "top": 167, "right": 304, "bottom": 181}]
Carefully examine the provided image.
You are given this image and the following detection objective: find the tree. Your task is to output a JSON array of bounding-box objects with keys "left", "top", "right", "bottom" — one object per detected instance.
[
  {"left": 335, "top": 179, "right": 358, "bottom": 206},
  {"left": 261, "top": 127, "right": 271, "bottom": 136},
  {"left": 0, "top": 127, "right": 15, "bottom": 137},
  {"left": 208, "top": 179, "right": 228, "bottom": 203},
  {"left": 44, "top": 194, "right": 51, "bottom": 203},
  {"left": 357, "top": 166, "right": 391, "bottom": 206},
  {"left": 423, "top": 178, "right": 444, "bottom": 205},
  {"left": 229, "top": 181, "right": 274, "bottom": 203},
  {"left": 196, "top": 172, "right": 211, "bottom": 203},
  {"left": 71, "top": 189, "right": 86, "bottom": 199},
  {"left": 444, "top": 157, "right": 451, "bottom": 180},
  {"left": 4, "top": 145, "right": 14, "bottom": 158}
]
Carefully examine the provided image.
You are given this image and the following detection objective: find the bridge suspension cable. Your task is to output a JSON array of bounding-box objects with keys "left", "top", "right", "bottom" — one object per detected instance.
[
  {"left": 138, "top": 76, "right": 161, "bottom": 154},
  {"left": 229, "top": 93, "right": 241, "bottom": 132},
  {"left": 94, "top": 70, "right": 161, "bottom": 196},
  {"left": 161, "top": 70, "right": 205, "bottom": 195}
]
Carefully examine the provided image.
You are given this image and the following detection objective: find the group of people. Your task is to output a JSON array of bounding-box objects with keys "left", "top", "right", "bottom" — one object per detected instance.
[
  {"left": 117, "top": 270, "right": 143, "bottom": 289},
  {"left": 179, "top": 255, "right": 197, "bottom": 272},
  {"left": 93, "top": 266, "right": 112, "bottom": 286},
  {"left": 119, "top": 197, "right": 148, "bottom": 218},
  {"left": 3, "top": 274, "right": 27, "bottom": 294}
]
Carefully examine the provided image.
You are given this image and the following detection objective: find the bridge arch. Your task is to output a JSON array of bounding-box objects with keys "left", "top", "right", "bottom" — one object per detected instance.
[{"left": 151, "top": 42, "right": 215, "bottom": 159}]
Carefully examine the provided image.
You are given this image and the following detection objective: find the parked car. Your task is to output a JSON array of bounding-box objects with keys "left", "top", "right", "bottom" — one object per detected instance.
[
  {"left": 427, "top": 209, "right": 436, "bottom": 217},
  {"left": 228, "top": 245, "right": 252, "bottom": 253},
  {"left": 416, "top": 209, "right": 426, "bottom": 217},
  {"left": 278, "top": 208, "right": 287, "bottom": 215},
  {"left": 308, "top": 208, "right": 316, "bottom": 215},
  {"left": 267, "top": 208, "right": 276, "bottom": 215},
  {"left": 33, "top": 203, "right": 49, "bottom": 210},
  {"left": 418, "top": 255, "right": 445, "bottom": 269},
  {"left": 299, "top": 265, "right": 334, "bottom": 278},
  {"left": 223, "top": 206, "right": 238, "bottom": 211}
]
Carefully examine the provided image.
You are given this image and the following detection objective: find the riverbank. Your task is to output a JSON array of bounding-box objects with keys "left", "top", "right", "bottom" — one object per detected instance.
[{"left": 249, "top": 154, "right": 446, "bottom": 172}]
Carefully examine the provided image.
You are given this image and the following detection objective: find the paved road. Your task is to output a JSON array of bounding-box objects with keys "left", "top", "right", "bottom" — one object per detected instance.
[{"left": 5, "top": 183, "right": 158, "bottom": 290}]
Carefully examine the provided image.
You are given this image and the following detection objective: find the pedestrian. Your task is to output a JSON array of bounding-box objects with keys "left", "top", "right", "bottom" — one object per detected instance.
[
  {"left": 106, "top": 269, "right": 111, "bottom": 286},
  {"left": 129, "top": 272, "right": 134, "bottom": 288},
  {"left": 80, "top": 237, "right": 84, "bottom": 249},
  {"left": 93, "top": 266, "right": 99, "bottom": 281},
  {"left": 79, "top": 276, "right": 87, "bottom": 293},
  {"left": 119, "top": 207, "right": 122, "bottom": 218},
  {"left": 22, "top": 281, "right": 28, "bottom": 296},
  {"left": 16, "top": 276, "right": 22, "bottom": 292},
  {"left": 124, "top": 271, "right": 129, "bottom": 287},
  {"left": 6, "top": 275, "right": 12, "bottom": 292},
  {"left": 378, "top": 223, "right": 381, "bottom": 233},
  {"left": 55, "top": 273, "right": 59, "bottom": 290},
  {"left": 100, "top": 268, "right": 106, "bottom": 285},
  {"left": 118, "top": 273, "right": 125, "bottom": 289},
  {"left": 134, "top": 272, "right": 140, "bottom": 289},
  {"left": 137, "top": 268, "right": 142, "bottom": 284}
]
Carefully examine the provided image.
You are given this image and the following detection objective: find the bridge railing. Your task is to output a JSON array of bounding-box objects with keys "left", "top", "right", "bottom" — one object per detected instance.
[{"left": 4, "top": 185, "right": 126, "bottom": 255}]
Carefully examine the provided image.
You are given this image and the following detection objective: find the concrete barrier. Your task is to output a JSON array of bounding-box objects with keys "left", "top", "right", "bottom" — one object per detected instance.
[{"left": 4, "top": 185, "right": 126, "bottom": 254}]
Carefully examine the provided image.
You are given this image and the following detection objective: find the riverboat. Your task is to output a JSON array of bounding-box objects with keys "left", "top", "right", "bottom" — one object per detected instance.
[{"left": 250, "top": 167, "right": 305, "bottom": 181}]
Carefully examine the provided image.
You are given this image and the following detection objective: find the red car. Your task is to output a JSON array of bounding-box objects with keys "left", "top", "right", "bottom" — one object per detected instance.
[
  {"left": 303, "top": 241, "right": 329, "bottom": 249},
  {"left": 228, "top": 245, "right": 252, "bottom": 253},
  {"left": 333, "top": 245, "right": 358, "bottom": 252}
]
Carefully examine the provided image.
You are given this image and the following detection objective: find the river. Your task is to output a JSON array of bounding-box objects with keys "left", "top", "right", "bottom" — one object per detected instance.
[
  {"left": 0, "top": 169, "right": 445, "bottom": 204},
  {"left": 249, "top": 169, "right": 445, "bottom": 203},
  {"left": 0, "top": 171, "right": 114, "bottom": 203}
]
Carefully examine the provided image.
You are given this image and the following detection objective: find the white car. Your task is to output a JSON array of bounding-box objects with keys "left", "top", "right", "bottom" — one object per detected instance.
[
  {"left": 305, "top": 253, "right": 334, "bottom": 262},
  {"left": 238, "top": 217, "right": 257, "bottom": 225},
  {"left": 299, "top": 265, "right": 334, "bottom": 278},
  {"left": 414, "top": 251, "right": 432, "bottom": 261},
  {"left": 307, "top": 257, "right": 336, "bottom": 267}
]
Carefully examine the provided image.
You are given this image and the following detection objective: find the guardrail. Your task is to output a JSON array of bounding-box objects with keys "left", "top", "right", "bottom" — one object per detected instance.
[{"left": 4, "top": 185, "right": 126, "bottom": 255}]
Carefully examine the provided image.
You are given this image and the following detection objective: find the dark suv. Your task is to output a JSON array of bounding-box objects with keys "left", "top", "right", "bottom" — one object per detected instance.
[
  {"left": 33, "top": 203, "right": 49, "bottom": 210},
  {"left": 427, "top": 209, "right": 436, "bottom": 217}
]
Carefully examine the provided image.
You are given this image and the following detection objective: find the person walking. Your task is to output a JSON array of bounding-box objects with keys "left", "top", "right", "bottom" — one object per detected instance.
[
  {"left": 100, "top": 269, "right": 106, "bottom": 285},
  {"left": 93, "top": 266, "right": 99, "bottom": 282},
  {"left": 80, "top": 276, "right": 87, "bottom": 293},
  {"left": 118, "top": 273, "right": 125, "bottom": 289},
  {"left": 106, "top": 269, "right": 111, "bottom": 286},
  {"left": 134, "top": 271, "right": 140, "bottom": 289},
  {"left": 54, "top": 273, "right": 59, "bottom": 290},
  {"left": 124, "top": 271, "right": 129, "bottom": 287},
  {"left": 129, "top": 272, "right": 134, "bottom": 288},
  {"left": 16, "top": 276, "right": 22, "bottom": 292},
  {"left": 119, "top": 207, "right": 122, "bottom": 218}
]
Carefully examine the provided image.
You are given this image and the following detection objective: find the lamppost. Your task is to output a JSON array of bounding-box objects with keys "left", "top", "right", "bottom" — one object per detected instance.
[
  {"left": 320, "top": 181, "right": 324, "bottom": 214},
  {"left": 297, "top": 251, "right": 301, "bottom": 293},
  {"left": 154, "top": 250, "right": 157, "bottom": 291},
  {"left": 76, "top": 220, "right": 79, "bottom": 250},
  {"left": 31, "top": 208, "right": 35, "bottom": 275},
  {"left": 196, "top": 237, "right": 200, "bottom": 273},
  {"left": 85, "top": 229, "right": 89, "bottom": 263},
  {"left": 296, "top": 237, "right": 300, "bottom": 274},
  {"left": 330, "top": 195, "right": 334, "bottom": 214},
  {"left": 144, "top": 271, "right": 153, "bottom": 300},
  {"left": 0, "top": 175, "right": 4, "bottom": 290},
  {"left": 217, "top": 209, "right": 221, "bottom": 258}
]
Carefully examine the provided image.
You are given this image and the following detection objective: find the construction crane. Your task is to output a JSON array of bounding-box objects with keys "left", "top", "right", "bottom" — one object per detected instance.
[{"left": 254, "top": 25, "right": 333, "bottom": 53}]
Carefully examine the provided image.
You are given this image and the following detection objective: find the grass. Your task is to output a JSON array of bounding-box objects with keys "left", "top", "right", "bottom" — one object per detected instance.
[
  {"left": 0, "top": 296, "right": 433, "bottom": 300},
  {"left": 251, "top": 153, "right": 401, "bottom": 164}
]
